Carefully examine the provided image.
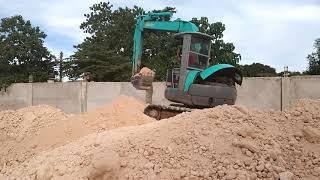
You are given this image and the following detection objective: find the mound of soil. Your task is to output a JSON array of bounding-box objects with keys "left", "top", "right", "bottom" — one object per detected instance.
[
  {"left": 1, "top": 99, "right": 319, "bottom": 179},
  {"left": 0, "top": 96, "right": 153, "bottom": 169}
]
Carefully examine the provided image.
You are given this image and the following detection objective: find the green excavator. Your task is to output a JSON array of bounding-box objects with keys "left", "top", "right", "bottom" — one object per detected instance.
[{"left": 131, "top": 12, "right": 243, "bottom": 120}]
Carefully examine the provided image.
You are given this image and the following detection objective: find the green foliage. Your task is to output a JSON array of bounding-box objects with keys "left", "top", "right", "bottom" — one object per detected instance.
[
  {"left": 53, "top": 52, "right": 76, "bottom": 82},
  {"left": 71, "top": 2, "right": 241, "bottom": 81},
  {"left": 141, "top": 31, "right": 180, "bottom": 80},
  {"left": 306, "top": 38, "right": 320, "bottom": 75},
  {"left": 140, "top": 7, "right": 181, "bottom": 80},
  {"left": 239, "top": 63, "right": 277, "bottom": 77},
  {"left": 70, "top": 2, "right": 143, "bottom": 81},
  {"left": 0, "top": 15, "right": 54, "bottom": 89},
  {"left": 277, "top": 71, "right": 302, "bottom": 77}
]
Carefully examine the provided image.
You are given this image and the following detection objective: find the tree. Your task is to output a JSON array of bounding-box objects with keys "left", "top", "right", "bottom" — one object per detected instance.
[
  {"left": 307, "top": 38, "right": 320, "bottom": 75},
  {"left": 0, "top": 15, "right": 54, "bottom": 89},
  {"left": 239, "top": 63, "right": 277, "bottom": 77},
  {"left": 277, "top": 71, "right": 302, "bottom": 77},
  {"left": 53, "top": 52, "right": 72, "bottom": 82},
  {"left": 69, "top": 2, "right": 143, "bottom": 81},
  {"left": 71, "top": 2, "right": 241, "bottom": 81}
]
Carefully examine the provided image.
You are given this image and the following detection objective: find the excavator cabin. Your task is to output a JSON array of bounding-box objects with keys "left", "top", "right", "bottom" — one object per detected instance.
[
  {"left": 166, "top": 32, "right": 212, "bottom": 89},
  {"left": 164, "top": 32, "right": 241, "bottom": 109}
]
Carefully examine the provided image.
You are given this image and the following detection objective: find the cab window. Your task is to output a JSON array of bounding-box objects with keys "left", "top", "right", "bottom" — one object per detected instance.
[{"left": 188, "top": 36, "right": 210, "bottom": 70}]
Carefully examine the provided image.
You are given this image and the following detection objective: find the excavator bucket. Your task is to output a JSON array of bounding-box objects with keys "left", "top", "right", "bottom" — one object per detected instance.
[{"left": 131, "top": 67, "right": 155, "bottom": 90}]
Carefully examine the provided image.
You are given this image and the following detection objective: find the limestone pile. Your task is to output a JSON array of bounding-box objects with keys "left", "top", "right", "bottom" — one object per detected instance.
[{"left": 1, "top": 99, "right": 319, "bottom": 179}]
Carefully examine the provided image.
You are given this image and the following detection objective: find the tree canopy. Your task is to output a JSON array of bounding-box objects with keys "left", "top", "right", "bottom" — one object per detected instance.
[
  {"left": 69, "top": 2, "right": 241, "bottom": 81},
  {"left": 68, "top": 2, "right": 143, "bottom": 81},
  {"left": 0, "top": 15, "right": 54, "bottom": 89},
  {"left": 239, "top": 63, "right": 277, "bottom": 77},
  {"left": 277, "top": 71, "right": 302, "bottom": 77},
  {"left": 307, "top": 38, "right": 320, "bottom": 75}
]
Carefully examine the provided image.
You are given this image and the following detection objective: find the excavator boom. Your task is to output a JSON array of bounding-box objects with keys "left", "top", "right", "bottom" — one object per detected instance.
[{"left": 131, "top": 12, "right": 198, "bottom": 75}]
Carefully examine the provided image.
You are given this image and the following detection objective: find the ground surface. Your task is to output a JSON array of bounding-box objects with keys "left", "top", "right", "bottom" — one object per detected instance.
[{"left": 0, "top": 96, "right": 319, "bottom": 180}]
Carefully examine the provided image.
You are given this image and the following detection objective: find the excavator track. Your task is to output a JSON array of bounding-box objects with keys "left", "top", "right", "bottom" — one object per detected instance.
[{"left": 144, "top": 104, "right": 192, "bottom": 120}]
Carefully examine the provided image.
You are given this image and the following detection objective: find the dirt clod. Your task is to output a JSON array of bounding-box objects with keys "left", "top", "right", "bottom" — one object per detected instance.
[{"left": 279, "top": 171, "right": 294, "bottom": 180}]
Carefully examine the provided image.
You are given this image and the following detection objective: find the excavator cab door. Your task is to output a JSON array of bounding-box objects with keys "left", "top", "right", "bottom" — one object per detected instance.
[{"left": 187, "top": 36, "right": 211, "bottom": 70}]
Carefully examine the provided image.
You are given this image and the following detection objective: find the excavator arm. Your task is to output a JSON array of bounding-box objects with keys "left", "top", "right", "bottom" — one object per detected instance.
[{"left": 131, "top": 12, "right": 199, "bottom": 75}]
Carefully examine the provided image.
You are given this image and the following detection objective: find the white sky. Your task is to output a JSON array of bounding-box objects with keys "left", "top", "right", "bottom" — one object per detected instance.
[{"left": 0, "top": 0, "right": 319, "bottom": 72}]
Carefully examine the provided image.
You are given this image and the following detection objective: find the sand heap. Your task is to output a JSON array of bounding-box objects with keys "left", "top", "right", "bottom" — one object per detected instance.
[
  {"left": 133, "top": 67, "right": 155, "bottom": 78},
  {"left": 0, "top": 96, "right": 153, "bottom": 169},
  {"left": 1, "top": 99, "right": 319, "bottom": 180},
  {"left": 81, "top": 95, "right": 152, "bottom": 132},
  {"left": 0, "top": 105, "right": 72, "bottom": 167},
  {"left": 139, "top": 67, "right": 155, "bottom": 77},
  {"left": 0, "top": 105, "right": 68, "bottom": 143}
]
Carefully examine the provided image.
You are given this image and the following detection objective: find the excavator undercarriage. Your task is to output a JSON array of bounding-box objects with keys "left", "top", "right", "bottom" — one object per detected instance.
[{"left": 144, "top": 104, "right": 192, "bottom": 120}]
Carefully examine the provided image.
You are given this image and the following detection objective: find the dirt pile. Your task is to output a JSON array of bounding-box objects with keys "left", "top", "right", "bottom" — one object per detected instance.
[
  {"left": 0, "top": 105, "right": 68, "bottom": 142},
  {"left": 134, "top": 67, "right": 155, "bottom": 77},
  {"left": 0, "top": 96, "right": 153, "bottom": 169},
  {"left": 0, "top": 105, "right": 74, "bottom": 167},
  {"left": 81, "top": 95, "right": 153, "bottom": 132},
  {"left": 1, "top": 99, "right": 320, "bottom": 179}
]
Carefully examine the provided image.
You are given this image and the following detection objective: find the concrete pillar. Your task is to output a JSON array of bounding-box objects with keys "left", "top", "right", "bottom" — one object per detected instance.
[
  {"left": 145, "top": 84, "right": 153, "bottom": 104},
  {"left": 80, "top": 82, "right": 87, "bottom": 112},
  {"left": 281, "top": 77, "right": 291, "bottom": 111},
  {"left": 27, "top": 83, "right": 33, "bottom": 106},
  {"left": 178, "top": 34, "right": 192, "bottom": 92}
]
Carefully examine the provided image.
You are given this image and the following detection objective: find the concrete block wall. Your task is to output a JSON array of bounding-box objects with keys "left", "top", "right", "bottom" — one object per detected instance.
[
  {"left": 87, "top": 82, "right": 122, "bottom": 111},
  {"left": 86, "top": 82, "right": 170, "bottom": 111},
  {"left": 283, "top": 76, "right": 320, "bottom": 110},
  {"left": 0, "top": 83, "right": 32, "bottom": 110},
  {"left": 1, "top": 76, "right": 320, "bottom": 113},
  {"left": 236, "top": 77, "right": 282, "bottom": 110},
  {"left": 31, "top": 82, "right": 85, "bottom": 114}
]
